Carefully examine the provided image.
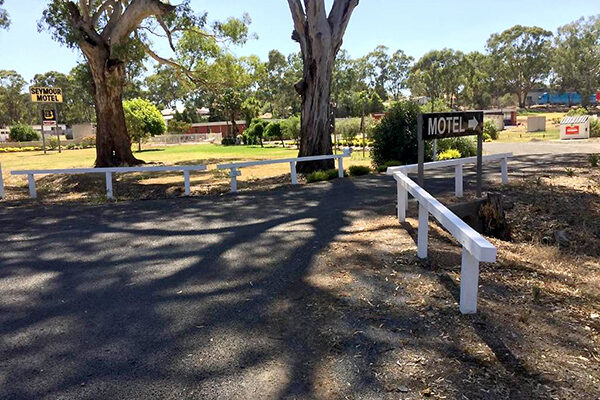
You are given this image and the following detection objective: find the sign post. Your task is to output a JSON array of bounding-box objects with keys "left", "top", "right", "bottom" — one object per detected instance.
[
  {"left": 417, "top": 111, "right": 485, "bottom": 197},
  {"left": 30, "top": 87, "right": 63, "bottom": 155}
]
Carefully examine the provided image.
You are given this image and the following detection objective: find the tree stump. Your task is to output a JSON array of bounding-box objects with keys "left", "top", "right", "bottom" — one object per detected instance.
[{"left": 479, "top": 193, "right": 512, "bottom": 241}]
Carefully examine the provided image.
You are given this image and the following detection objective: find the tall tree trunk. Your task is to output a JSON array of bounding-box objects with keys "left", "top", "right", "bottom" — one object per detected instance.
[
  {"left": 296, "top": 52, "right": 336, "bottom": 173},
  {"left": 87, "top": 54, "right": 142, "bottom": 167},
  {"left": 288, "top": 0, "right": 359, "bottom": 174}
]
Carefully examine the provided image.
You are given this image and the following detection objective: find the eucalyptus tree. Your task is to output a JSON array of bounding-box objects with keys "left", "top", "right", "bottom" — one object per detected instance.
[
  {"left": 387, "top": 50, "right": 413, "bottom": 101},
  {"left": 553, "top": 17, "right": 600, "bottom": 107},
  {"left": 487, "top": 25, "right": 553, "bottom": 108},
  {"left": 287, "top": 0, "right": 359, "bottom": 173},
  {"left": 0, "top": 0, "right": 9, "bottom": 29},
  {"left": 41, "top": 0, "right": 249, "bottom": 167}
]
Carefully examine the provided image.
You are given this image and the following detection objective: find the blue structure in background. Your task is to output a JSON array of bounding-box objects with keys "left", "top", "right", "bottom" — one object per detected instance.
[{"left": 537, "top": 92, "right": 598, "bottom": 106}]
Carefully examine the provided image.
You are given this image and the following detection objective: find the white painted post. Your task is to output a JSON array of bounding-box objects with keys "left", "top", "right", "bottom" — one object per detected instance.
[
  {"left": 459, "top": 247, "right": 480, "bottom": 314},
  {"left": 0, "top": 163, "right": 4, "bottom": 199},
  {"left": 105, "top": 172, "right": 113, "bottom": 199},
  {"left": 337, "top": 157, "right": 344, "bottom": 178},
  {"left": 230, "top": 168, "right": 238, "bottom": 193},
  {"left": 500, "top": 157, "right": 509, "bottom": 185},
  {"left": 397, "top": 181, "right": 407, "bottom": 222},
  {"left": 455, "top": 164, "right": 464, "bottom": 198},
  {"left": 417, "top": 203, "right": 429, "bottom": 259},
  {"left": 184, "top": 170, "right": 191, "bottom": 196},
  {"left": 28, "top": 174, "right": 37, "bottom": 199},
  {"left": 290, "top": 162, "right": 298, "bottom": 185}
]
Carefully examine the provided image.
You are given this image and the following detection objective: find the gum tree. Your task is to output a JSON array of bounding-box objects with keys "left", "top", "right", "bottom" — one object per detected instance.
[
  {"left": 41, "top": 1, "right": 248, "bottom": 167},
  {"left": 0, "top": 0, "right": 9, "bottom": 29},
  {"left": 287, "top": 0, "right": 359, "bottom": 173}
]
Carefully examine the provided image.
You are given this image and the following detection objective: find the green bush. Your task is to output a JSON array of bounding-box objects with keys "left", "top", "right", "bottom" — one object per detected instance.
[
  {"left": 567, "top": 107, "right": 588, "bottom": 116},
  {"left": 371, "top": 101, "right": 423, "bottom": 167},
  {"left": 245, "top": 118, "right": 269, "bottom": 146},
  {"left": 590, "top": 118, "right": 600, "bottom": 138},
  {"left": 221, "top": 136, "right": 236, "bottom": 146},
  {"left": 348, "top": 165, "right": 371, "bottom": 176},
  {"left": 0, "top": 146, "right": 41, "bottom": 153},
  {"left": 589, "top": 154, "right": 600, "bottom": 167},
  {"left": 483, "top": 120, "right": 499, "bottom": 140},
  {"left": 437, "top": 137, "right": 477, "bottom": 157},
  {"left": 9, "top": 124, "right": 40, "bottom": 142},
  {"left": 306, "top": 169, "right": 340, "bottom": 183},
  {"left": 376, "top": 160, "right": 402, "bottom": 173},
  {"left": 47, "top": 136, "right": 59, "bottom": 150},
  {"left": 437, "top": 149, "right": 462, "bottom": 161}
]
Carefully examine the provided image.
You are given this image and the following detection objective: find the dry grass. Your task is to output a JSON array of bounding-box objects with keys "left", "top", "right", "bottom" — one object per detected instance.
[
  {"left": 0, "top": 144, "right": 371, "bottom": 204},
  {"left": 293, "top": 159, "right": 600, "bottom": 399}
]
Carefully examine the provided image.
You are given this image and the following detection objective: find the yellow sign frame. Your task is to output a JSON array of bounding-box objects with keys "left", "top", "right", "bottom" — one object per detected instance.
[{"left": 30, "top": 87, "right": 63, "bottom": 103}]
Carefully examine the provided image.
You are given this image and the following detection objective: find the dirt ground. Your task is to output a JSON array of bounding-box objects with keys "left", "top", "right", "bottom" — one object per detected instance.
[{"left": 296, "top": 157, "right": 599, "bottom": 399}]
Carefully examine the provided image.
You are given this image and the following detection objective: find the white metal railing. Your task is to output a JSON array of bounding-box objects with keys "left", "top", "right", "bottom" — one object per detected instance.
[
  {"left": 389, "top": 154, "right": 512, "bottom": 314},
  {"left": 217, "top": 148, "right": 352, "bottom": 192},
  {"left": 11, "top": 165, "right": 207, "bottom": 200},
  {"left": 386, "top": 153, "right": 512, "bottom": 198}
]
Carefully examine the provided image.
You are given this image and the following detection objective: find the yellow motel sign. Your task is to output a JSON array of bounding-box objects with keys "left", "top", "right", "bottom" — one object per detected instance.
[{"left": 30, "top": 87, "right": 63, "bottom": 103}]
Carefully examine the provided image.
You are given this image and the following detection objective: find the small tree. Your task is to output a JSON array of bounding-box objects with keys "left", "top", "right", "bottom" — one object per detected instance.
[
  {"left": 167, "top": 119, "right": 191, "bottom": 135},
  {"left": 282, "top": 116, "right": 301, "bottom": 145},
  {"left": 265, "top": 121, "right": 285, "bottom": 147},
  {"left": 245, "top": 118, "right": 269, "bottom": 147},
  {"left": 10, "top": 124, "right": 40, "bottom": 142},
  {"left": 123, "top": 98, "right": 166, "bottom": 151},
  {"left": 371, "top": 101, "right": 423, "bottom": 167}
]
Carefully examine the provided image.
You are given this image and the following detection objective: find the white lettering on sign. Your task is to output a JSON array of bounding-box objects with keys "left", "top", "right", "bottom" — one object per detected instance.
[
  {"left": 427, "top": 115, "right": 481, "bottom": 137},
  {"left": 429, "top": 116, "right": 465, "bottom": 136}
]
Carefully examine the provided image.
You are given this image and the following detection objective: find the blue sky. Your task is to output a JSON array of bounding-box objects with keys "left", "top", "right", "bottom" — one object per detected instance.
[{"left": 0, "top": 0, "right": 598, "bottom": 81}]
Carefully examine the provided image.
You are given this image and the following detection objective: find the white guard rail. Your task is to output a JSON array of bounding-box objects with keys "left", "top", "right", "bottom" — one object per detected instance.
[
  {"left": 0, "top": 162, "right": 5, "bottom": 199},
  {"left": 388, "top": 153, "right": 513, "bottom": 314},
  {"left": 387, "top": 153, "right": 512, "bottom": 198},
  {"left": 11, "top": 165, "right": 207, "bottom": 200},
  {"left": 217, "top": 148, "right": 352, "bottom": 193}
]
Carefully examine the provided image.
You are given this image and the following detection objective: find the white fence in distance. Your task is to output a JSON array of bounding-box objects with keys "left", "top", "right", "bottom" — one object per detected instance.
[
  {"left": 388, "top": 153, "right": 512, "bottom": 314},
  {"left": 217, "top": 148, "right": 352, "bottom": 193},
  {"left": 10, "top": 165, "right": 208, "bottom": 200}
]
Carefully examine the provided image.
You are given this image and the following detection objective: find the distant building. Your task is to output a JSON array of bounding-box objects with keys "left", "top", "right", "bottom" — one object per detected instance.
[
  {"left": 162, "top": 106, "right": 210, "bottom": 123},
  {"left": 0, "top": 128, "right": 9, "bottom": 142},
  {"left": 484, "top": 108, "right": 517, "bottom": 130},
  {"left": 189, "top": 120, "right": 247, "bottom": 136}
]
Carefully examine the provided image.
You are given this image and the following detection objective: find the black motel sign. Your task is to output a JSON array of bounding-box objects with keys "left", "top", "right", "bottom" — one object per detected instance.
[{"left": 420, "top": 111, "right": 484, "bottom": 140}]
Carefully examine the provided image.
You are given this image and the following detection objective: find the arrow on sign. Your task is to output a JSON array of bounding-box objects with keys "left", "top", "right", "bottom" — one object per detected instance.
[{"left": 468, "top": 117, "right": 479, "bottom": 130}]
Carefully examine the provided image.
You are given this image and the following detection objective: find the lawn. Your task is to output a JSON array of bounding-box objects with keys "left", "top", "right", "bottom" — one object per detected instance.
[
  {"left": 0, "top": 143, "right": 372, "bottom": 202},
  {"left": 494, "top": 111, "right": 564, "bottom": 143}
]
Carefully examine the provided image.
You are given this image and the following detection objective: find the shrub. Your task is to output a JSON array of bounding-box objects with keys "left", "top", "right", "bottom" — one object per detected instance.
[
  {"left": 371, "top": 101, "right": 423, "bottom": 167},
  {"left": 221, "top": 136, "right": 236, "bottom": 146},
  {"left": 437, "top": 137, "right": 477, "bottom": 157},
  {"left": 10, "top": 124, "right": 40, "bottom": 142},
  {"left": 590, "top": 118, "right": 600, "bottom": 138},
  {"left": 245, "top": 118, "right": 269, "bottom": 146},
  {"left": 281, "top": 116, "right": 301, "bottom": 144},
  {"left": 306, "top": 169, "right": 340, "bottom": 183},
  {"left": 47, "top": 136, "right": 59, "bottom": 150},
  {"left": 483, "top": 120, "right": 499, "bottom": 140},
  {"left": 567, "top": 107, "right": 588, "bottom": 116},
  {"left": 589, "top": 154, "right": 600, "bottom": 167},
  {"left": 79, "top": 135, "right": 96, "bottom": 148},
  {"left": 437, "top": 149, "right": 462, "bottom": 161},
  {"left": 265, "top": 121, "right": 285, "bottom": 146},
  {"left": 376, "top": 160, "right": 402, "bottom": 173},
  {"left": 348, "top": 165, "right": 371, "bottom": 176}
]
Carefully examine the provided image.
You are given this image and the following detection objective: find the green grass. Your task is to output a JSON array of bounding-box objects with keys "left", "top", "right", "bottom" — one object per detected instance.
[{"left": 0, "top": 144, "right": 298, "bottom": 173}]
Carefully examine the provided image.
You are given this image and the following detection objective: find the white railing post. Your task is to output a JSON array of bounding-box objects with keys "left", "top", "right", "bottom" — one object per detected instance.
[
  {"left": 0, "top": 163, "right": 4, "bottom": 199},
  {"left": 28, "top": 174, "right": 37, "bottom": 199},
  {"left": 417, "top": 203, "right": 429, "bottom": 259},
  {"left": 105, "top": 172, "right": 113, "bottom": 199},
  {"left": 337, "top": 157, "right": 344, "bottom": 178},
  {"left": 230, "top": 168, "right": 239, "bottom": 193},
  {"left": 184, "top": 170, "right": 191, "bottom": 196},
  {"left": 501, "top": 157, "right": 509, "bottom": 185},
  {"left": 455, "top": 164, "right": 464, "bottom": 198},
  {"left": 397, "top": 181, "right": 407, "bottom": 222},
  {"left": 290, "top": 162, "right": 298, "bottom": 185},
  {"left": 460, "top": 247, "right": 480, "bottom": 314}
]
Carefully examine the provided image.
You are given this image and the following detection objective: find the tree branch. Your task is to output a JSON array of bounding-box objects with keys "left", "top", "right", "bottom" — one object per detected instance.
[
  {"left": 109, "top": 0, "right": 175, "bottom": 46},
  {"left": 287, "top": 0, "right": 307, "bottom": 53},
  {"left": 328, "top": 0, "right": 359, "bottom": 53}
]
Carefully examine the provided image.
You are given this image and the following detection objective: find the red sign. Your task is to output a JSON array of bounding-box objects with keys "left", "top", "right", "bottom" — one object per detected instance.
[
  {"left": 596, "top": 91, "right": 600, "bottom": 103},
  {"left": 565, "top": 126, "right": 580, "bottom": 135}
]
